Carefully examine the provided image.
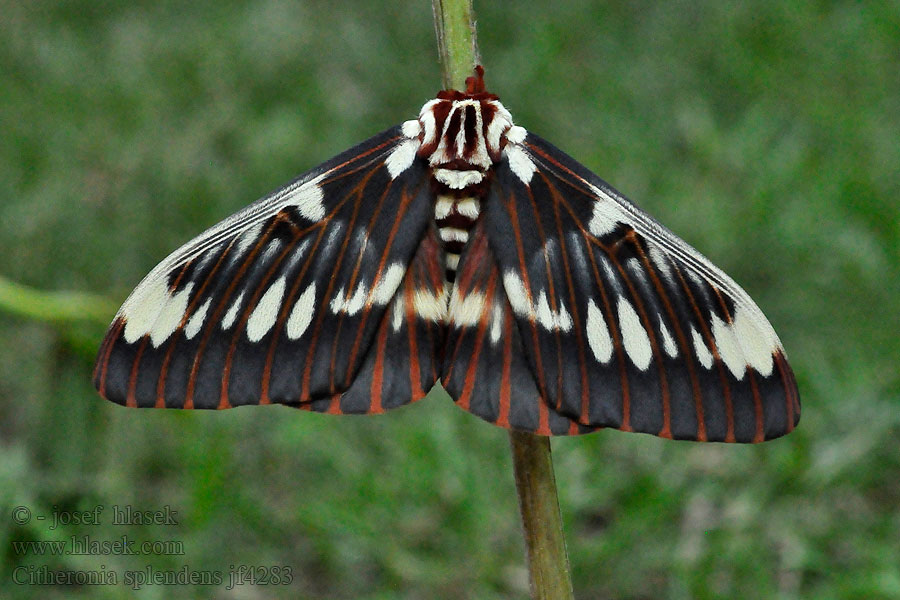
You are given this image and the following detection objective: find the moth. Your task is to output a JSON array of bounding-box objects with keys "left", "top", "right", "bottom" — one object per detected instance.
[{"left": 94, "top": 67, "right": 799, "bottom": 442}]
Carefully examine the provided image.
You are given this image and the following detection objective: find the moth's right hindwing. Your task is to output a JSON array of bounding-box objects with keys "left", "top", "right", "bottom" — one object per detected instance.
[{"left": 94, "top": 126, "right": 441, "bottom": 412}]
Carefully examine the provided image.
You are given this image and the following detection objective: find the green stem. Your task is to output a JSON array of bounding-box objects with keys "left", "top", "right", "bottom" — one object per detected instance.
[
  {"left": 509, "top": 431, "right": 575, "bottom": 599},
  {"left": 431, "top": 0, "right": 481, "bottom": 89},
  {"left": 0, "top": 274, "right": 116, "bottom": 325},
  {"left": 429, "top": 2, "right": 575, "bottom": 598}
]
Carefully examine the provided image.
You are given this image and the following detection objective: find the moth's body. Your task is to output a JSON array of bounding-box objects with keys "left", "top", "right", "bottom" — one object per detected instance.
[
  {"left": 413, "top": 86, "right": 513, "bottom": 280},
  {"left": 94, "top": 67, "right": 799, "bottom": 442}
]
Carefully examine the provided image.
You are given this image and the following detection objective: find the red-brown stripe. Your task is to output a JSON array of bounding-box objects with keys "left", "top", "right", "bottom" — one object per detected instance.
[
  {"left": 329, "top": 174, "right": 398, "bottom": 391},
  {"left": 257, "top": 146, "right": 404, "bottom": 404},
  {"left": 157, "top": 246, "right": 237, "bottom": 406},
  {"left": 541, "top": 173, "right": 591, "bottom": 423},
  {"left": 96, "top": 318, "right": 124, "bottom": 398},
  {"left": 218, "top": 215, "right": 300, "bottom": 409},
  {"left": 536, "top": 396, "right": 551, "bottom": 435},
  {"left": 341, "top": 179, "right": 422, "bottom": 387},
  {"left": 748, "top": 370, "right": 765, "bottom": 442},
  {"left": 327, "top": 394, "right": 342, "bottom": 414},
  {"left": 260, "top": 225, "right": 328, "bottom": 404},
  {"left": 578, "top": 230, "right": 631, "bottom": 431},
  {"left": 456, "top": 273, "right": 497, "bottom": 411},
  {"left": 185, "top": 222, "right": 285, "bottom": 409},
  {"left": 497, "top": 306, "right": 513, "bottom": 428},
  {"left": 603, "top": 243, "right": 672, "bottom": 438},
  {"left": 522, "top": 181, "right": 568, "bottom": 415},
  {"left": 368, "top": 307, "right": 390, "bottom": 414},
  {"left": 668, "top": 260, "right": 735, "bottom": 442},
  {"left": 775, "top": 351, "right": 796, "bottom": 433},
  {"left": 300, "top": 169, "right": 382, "bottom": 400},
  {"left": 126, "top": 336, "right": 149, "bottom": 408},
  {"left": 633, "top": 241, "right": 707, "bottom": 441},
  {"left": 709, "top": 285, "right": 741, "bottom": 441},
  {"left": 404, "top": 270, "right": 424, "bottom": 399},
  {"left": 503, "top": 188, "right": 550, "bottom": 400}
]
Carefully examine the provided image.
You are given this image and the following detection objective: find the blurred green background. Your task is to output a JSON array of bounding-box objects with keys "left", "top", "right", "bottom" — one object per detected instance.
[{"left": 2, "top": 1, "right": 898, "bottom": 598}]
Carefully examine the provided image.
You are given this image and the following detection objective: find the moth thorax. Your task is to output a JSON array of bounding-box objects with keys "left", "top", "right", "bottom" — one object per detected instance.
[{"left": 417, "top": 97, "right": 514, "bottom": 170}]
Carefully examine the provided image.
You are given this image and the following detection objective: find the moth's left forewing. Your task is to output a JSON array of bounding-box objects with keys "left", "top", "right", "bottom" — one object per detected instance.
[
  {"left": 95, "top": 126, "right": 442, "bottom": 412},
  {"left": 484, "top": 130, "right": 799, "bottom": 442}
]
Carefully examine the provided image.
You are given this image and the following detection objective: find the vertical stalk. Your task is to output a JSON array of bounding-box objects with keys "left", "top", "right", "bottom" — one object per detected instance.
[
  {"left": 431, "top": 0, "right": 481, "bottom": 89},
  {"left": 509, "top": 431, "right": 575, "bottom": 599},
  {"left": 429, "top": 3, "right": 575, "bottom": 598}
]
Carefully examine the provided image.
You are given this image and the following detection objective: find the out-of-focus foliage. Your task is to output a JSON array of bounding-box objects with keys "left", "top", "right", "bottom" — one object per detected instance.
[{"left": 1, "top": 2, "right": 898, "bottom": 598}]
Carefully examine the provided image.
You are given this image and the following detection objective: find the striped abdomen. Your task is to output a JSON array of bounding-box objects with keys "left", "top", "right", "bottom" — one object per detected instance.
[{"left": 431, "top": 168, "right": 488, "bottom": 280}]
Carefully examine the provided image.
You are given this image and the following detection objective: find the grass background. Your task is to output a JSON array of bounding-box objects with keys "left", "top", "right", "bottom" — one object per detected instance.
[{"left": 2, "top": 1, "right": 898, "bottom": 598}]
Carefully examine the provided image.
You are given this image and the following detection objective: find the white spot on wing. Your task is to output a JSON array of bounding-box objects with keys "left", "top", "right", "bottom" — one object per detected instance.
[
  {"left": 658, "top": 315, "right": 678, "bottom": 358},
  {"left": 691, "top": 326, "right": 713, "bottom": 369},
  {"left": 626, "top": 258, "right": 648, "bottom": 288},
  {"left": 385, "top": 139, "right": 419, "bottom": 179},
  {"left": 222, "top": 291, "right": 245, "bottom": 330},
  {"left": 286, "top": 174, "right": 326, "bottom": 221},
  {"left": 286, "top": 283, "right": 316, "bottom": 340},
  {"left": 185, "top": 297, "right": 212, "bottom": 340},
  {"left": 586, "top": 299, "right": 613, "bottom": 363},
  {"left": 414, "top": 286, "right": 449, "bottom": 323},
  {"left": 535, "top": 290, "right": 554, "bottom": 330},
  {"left": 503, "top": 271, "right": 531, "bottom": 319},
  {"left": 500, "top": 271, "right": 571, "bottom": 332},
  {"left": 449, "top": 289, "right": 486, "bottom": 326},
  {"left": 490, "top": 304, "right": 504, "bottom": 344},
  {"left": 711, "top": 314, "right": 745, "bottom": 379},
  {"left": 344, "top": 284, "right": 368, "bottom": 316},
  {"left": 589, "top": 201, "right": 624, "bottom": 237},
  {"left": 731, "top": 305, "right": 776, "bottom": 376},
  {"left": 535, "top": 290, "right": 573, "bottom": 332},
  {"left": 389, "top": 287, "right": 449, "bottom": 332},
  {"left": 618, "top": 297, "right": 652, "bottom": 370},
  {"left": 121, "top": 277, "right": 170, "bottom": 343},
  {"left": 506, "top": 145, "right": 536, "bottom": 185},
  {"left": 319, "top": 221, "right": 344, "bottom": 262},
  {"left": 372, "top": 263, "right": 406, "bottom": 305},
  {"left": 566, "top": 231, "right": 590, "bottom": 278},
  {"left": 600, "top": 257, "right": 622, "bottom": 293},
  {"left": 392, "top": 297, "right": 405, "bottom": 332},
  {"left": 260, "top": 238, "right": 283, "bottom": 265},
  {"left": 247, "top": 277, "right": 286, "bottom": 342},
  {"left": 150, "top": 283, "right": 194, "bottom": 347}
]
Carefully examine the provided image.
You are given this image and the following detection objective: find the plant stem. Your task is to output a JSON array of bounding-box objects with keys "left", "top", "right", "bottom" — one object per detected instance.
[
  {"left": 431, "top": 0, "right": 480, "bottom": 89},
  {"left": 0, "top": 274, "right": 117, "bottom": 325},
  {"left": 429, "top": 2, "right": 575, "bottom": 598},
  {"left": 510, "top": 431, "right": 575, "bottom": 599}
]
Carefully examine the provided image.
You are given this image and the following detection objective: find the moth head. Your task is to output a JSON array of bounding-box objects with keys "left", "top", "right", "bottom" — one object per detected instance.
[{"left": 414, "top": 66, "right": 514, "bottom": 169}]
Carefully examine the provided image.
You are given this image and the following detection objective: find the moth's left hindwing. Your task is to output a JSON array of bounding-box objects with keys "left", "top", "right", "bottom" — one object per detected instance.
[{"left": 94, "top": 126, "right": 442, "bottom": 412}]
